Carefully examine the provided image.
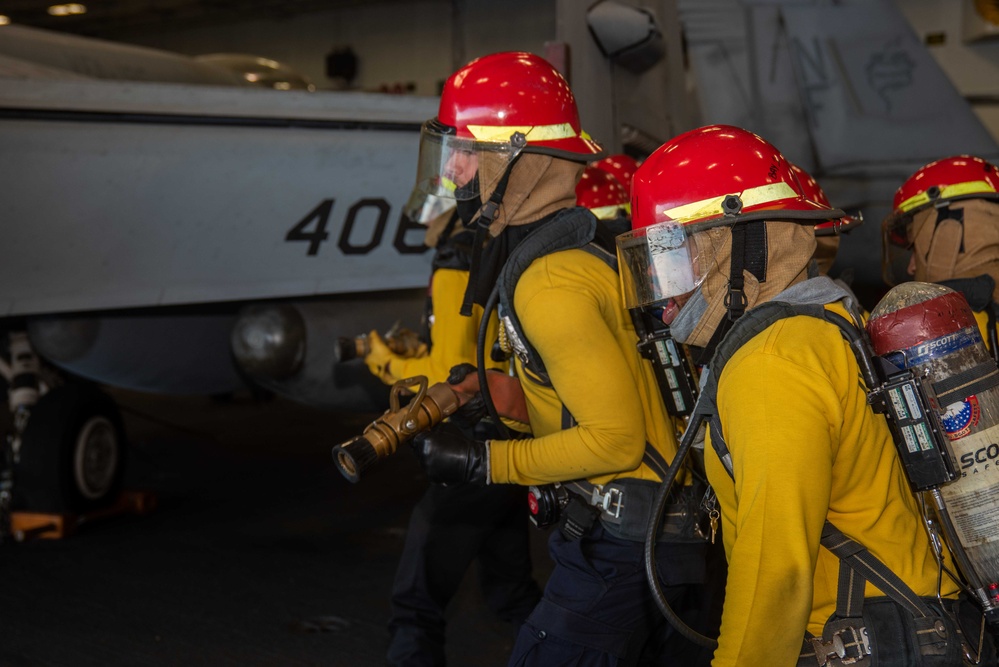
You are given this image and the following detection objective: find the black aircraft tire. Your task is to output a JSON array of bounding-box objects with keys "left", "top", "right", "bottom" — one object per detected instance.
[{"left": 13, "top": 384, "right": 127, "bottom": 514}]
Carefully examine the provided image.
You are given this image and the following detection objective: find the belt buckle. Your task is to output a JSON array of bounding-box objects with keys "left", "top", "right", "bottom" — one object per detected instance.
[
  {"left": 591, "top": 486, "right": 623, "bottom": 519},
  {"left": 807, "top": 625, "right": 871, "bottom": 666}
]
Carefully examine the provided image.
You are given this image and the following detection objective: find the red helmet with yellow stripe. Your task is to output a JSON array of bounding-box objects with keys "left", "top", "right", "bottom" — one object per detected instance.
[
  {"left": 408, "top": 51, "right": 603, "bottom": 217},
  {"left": 576, "top": 166, "right": 630, "bottom": 220},
  {"left": 883, "top": 155, "right": 999, "bottom": 248},
  {"left": 592, "top": 154, "right": 640, "bottom": 192},
  {"left": 617, "top": 125, "right": 842, "bottom": 308},
  {"left": 789, "top": 163, "right": 861, "bottom": 237}
]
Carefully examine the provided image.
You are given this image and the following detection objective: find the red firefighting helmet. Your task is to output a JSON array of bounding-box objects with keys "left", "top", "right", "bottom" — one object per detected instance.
[
  {"left": 883, "top": 155, "right": 999, "bottom": 248},
  {"left": 407, "top": 51, "right": 603, "bottom": 219},
  {"left": 592, "top": 154, "right": 640, "bottom": 191},
  {"left": 617, "top": 125, "right": 842, "bottom": 308},
  {"left": 576, "top": 166, "right": 630, "bottom": 220},
  {"left": 789, "top": 164, "right": 862, "bottom": 237}
]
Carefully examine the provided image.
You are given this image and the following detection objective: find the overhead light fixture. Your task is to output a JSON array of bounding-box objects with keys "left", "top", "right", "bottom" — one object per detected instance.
[
  {"left": 47, "top": 3, "right": 87, "bottom": 16},
  {"left": 0, "top": 15, "right": 10, "bottom": 25},
  {"left": 587, "top": 0, "right": 664, "bottom": 74}
]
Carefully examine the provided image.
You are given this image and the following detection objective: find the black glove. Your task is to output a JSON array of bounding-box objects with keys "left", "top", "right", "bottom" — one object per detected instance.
[
  {"left": 449, "top": 394, "right": 487, "bottom": 429},
  {"left": 446, "top": 363, "right": 487, "bottom": 428},
  {"left": 411, "top": 423, "right": 489, "bottom": 485}
]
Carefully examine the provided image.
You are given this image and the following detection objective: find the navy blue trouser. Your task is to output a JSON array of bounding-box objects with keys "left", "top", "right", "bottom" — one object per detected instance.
[
  {"left": 507, "top": 520, "right": 711, "bottom": 667},
  {"left": 386, "top": 481, "right": 542, "bottom": 667}
]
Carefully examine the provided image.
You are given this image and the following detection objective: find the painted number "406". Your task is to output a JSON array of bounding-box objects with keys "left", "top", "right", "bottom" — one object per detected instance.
[{"left": 286, "top": 198, "right": 427, "bottom": 256}]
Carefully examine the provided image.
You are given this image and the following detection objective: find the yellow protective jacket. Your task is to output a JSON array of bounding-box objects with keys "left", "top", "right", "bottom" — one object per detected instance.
[
  {"left": 381, "top": 268, "right": 506, "bottom": 386},
  {"left": 705, "top": 300, "right": 959, "bottom": 667},
  {"left": 488, "top": 247, "right": 678, "bottom": 486}
]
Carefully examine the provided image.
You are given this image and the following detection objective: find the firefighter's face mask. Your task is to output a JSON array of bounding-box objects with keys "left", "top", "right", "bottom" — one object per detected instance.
[{"left": 405, "top": 119, "right": 523, "bottom": 221}]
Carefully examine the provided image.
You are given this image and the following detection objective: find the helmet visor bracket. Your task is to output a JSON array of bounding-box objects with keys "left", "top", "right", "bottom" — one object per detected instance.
[{"left": 814, "top": 210, "right": 864, "bottom": 237}]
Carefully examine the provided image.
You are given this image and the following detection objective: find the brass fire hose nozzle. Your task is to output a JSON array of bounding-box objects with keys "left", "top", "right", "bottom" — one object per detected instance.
[
  {"left": 332, "top": 376, "right": 460, "bottom": 483},
  {"left": 334, "top": 326, "right": 426, "bottom": 363}
]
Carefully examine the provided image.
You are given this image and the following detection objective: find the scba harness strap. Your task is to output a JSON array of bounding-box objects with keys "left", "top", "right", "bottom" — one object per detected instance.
[
  {"left": 697, "top": 299, "right": 980, "bottom": 666},
  {"left": 796, "top": 523, "right": 968, "bottom": 667},
  {"left": 496, "top": 206, "right": 600, "bottom": 387},
  {"left": 496, "top": 207, "right": 631, "bottom": 387},
  {"left": 937, "top": 275, "right": 999, "bottom": 364}
]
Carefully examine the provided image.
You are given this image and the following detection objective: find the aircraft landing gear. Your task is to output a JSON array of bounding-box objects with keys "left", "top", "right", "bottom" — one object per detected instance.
[
  {"left": 0, "top": 432, "right": 12, "bottom": 543},
  {"left": 13, "top": 383, "right": 127, "bottom": 515},
  {"left": 2, "top": 332, "right": 127, "bottom": 520}
]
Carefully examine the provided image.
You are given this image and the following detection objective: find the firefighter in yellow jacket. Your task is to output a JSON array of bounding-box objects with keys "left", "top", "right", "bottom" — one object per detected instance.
[
  {"left": 403, "top": 51, "right": 711, "bottom": 666},
  {"left": 618, "top": 125, "right": 994, "bottom": 666},
  {"left": 363, "top": 195, "right": 541, "bottom": 665}
]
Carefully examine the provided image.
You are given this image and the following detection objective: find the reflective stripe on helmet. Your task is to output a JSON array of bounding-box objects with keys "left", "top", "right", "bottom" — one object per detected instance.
[
  {"left": 466, "top": 122, "right": 582, "bottom": 144},
  {"left": 589, "top": 203, "right": 632, "bottom": 220},
  {"left": 896, "top": 179, "right": 999, "bottom": 214},
  {"left": 658, "top": 182, "right": 800, "bottom": 224}
]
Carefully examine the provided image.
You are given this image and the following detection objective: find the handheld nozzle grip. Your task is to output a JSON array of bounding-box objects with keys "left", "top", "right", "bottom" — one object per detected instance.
[
  {"left": 331, "top": 376, "right": 461, "bottom": 482},
  {"left": 334, "top": 327, "right": 426, "bottom": 365},
  {"left": 334, "top": 336, "right": 369, "bottom": 363}
]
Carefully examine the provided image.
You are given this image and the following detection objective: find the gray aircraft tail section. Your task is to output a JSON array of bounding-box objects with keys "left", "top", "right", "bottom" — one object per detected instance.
[{"left": 681, "top": 0, "right": 998, "bottom": 174}]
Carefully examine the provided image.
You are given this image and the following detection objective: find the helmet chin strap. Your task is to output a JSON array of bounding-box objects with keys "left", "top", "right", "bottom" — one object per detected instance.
[
  {"left": 692, "top": 221, "right": 769, "bottom": 364},
  {"left": 459, "top": 154, "right": 522, "bottom": 317}
]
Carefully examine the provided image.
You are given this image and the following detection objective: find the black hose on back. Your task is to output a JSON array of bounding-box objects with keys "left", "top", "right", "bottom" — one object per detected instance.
[{"left": 644, "top": 410, "right": 719, "bottom": 649}]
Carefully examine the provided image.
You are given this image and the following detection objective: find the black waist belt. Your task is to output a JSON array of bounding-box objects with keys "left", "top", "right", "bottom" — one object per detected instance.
[
  {"left": 565, "top": 477, "right": 702, "bottom": 543},
  {"left": 796, "top": 597, "right": 963, "bottom": 667},
  {"left": 794, "top": 522, "right": 986, "bottom": 666}
]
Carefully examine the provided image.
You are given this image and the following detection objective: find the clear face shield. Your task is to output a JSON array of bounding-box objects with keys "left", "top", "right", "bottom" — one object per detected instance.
[
  {"left": 404, "top": 119, "right": 522, "bottom": 221},
  {"left": 403, "top": 190, "right": 456, "bottom": 224},
  {"left": 616, "top": 220, "right": 709, "bottom": 309}
]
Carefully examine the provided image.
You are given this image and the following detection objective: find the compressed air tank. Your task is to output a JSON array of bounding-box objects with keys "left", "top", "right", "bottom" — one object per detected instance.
[{"left": 868, "top": 281, "right": 999, "bottom": 611}]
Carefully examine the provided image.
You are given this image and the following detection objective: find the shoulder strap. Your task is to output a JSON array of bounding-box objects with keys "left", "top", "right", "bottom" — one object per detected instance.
[
  {"left": 703, "top": 301, "right": 832, "bottom": 476},
  {"left": 821, "top": 521, "right": 934, "bottom": 618},
  {"left": 937, "top": 276, "right": 999, "bottom": 362},
  {"left": 497, "top": 208, "right": 598, "bottom": 386},
  {"left": 937, "top": 275, "right": 995, "bottom": 312}
]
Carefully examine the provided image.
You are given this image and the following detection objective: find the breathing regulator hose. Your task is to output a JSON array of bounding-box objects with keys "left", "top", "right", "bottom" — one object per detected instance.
[{"left": 644, "top": 408, "right": 719, "bottom": 649}]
